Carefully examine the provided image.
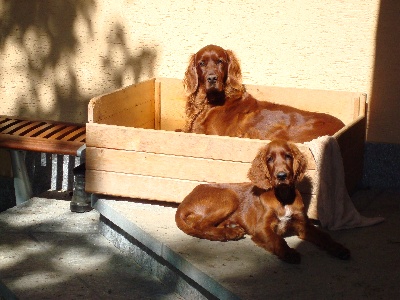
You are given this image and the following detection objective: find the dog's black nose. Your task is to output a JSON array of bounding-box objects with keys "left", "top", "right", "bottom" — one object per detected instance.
[
  {"left": 207, "top": 74, "right": 217, "bottom": 84},
  {"left": 277, "top": 172, "right": 287, "bottom": 181}
]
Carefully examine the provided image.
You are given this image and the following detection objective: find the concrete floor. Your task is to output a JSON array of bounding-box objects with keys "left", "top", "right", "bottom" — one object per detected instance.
[
  {"left": 0, "top": 192, "right": 183, "bottom": 300},
  {"left": 94, "top": 188, "right": 400, "bottom": 299},
  {"left": 1, "top": 188, "right": 399, "bottom": 299}
]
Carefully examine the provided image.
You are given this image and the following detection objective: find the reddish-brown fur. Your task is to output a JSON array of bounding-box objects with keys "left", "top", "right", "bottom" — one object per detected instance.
[
  {"left": 183, "top": 45, "right": 345, "bottom": 143},
  {"left": 175, "top": 140, "right": 350, "bottom": 264}
]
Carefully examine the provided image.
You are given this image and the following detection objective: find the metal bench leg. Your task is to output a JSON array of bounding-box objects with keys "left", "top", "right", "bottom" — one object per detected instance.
[{"left": 10, "top": 150, "right": 32, "bottom": 205}]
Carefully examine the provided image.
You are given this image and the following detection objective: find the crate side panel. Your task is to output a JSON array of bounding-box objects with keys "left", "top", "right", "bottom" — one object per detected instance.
[
  {"left": 86, "top": 170, "right": 203, "bottom": 202},
  {"left": 88, "top": 79, "right": 155, "bottom": 128},
  {"left": 86, "top": 170, "right": 317, "bottom": 212},
  {"left": 301, "top": 194, "right": 318, "bottom": 220},
  {"left": 246, "top": 85, "right": 363, "bottom": 124},
  {"left": 86, "top": 147, "right": 251, "bottom": 183},
  {"left": 157, "top": 78, "right": 186, "bottom": 131},
  {"left": 335, "top": 116, "right": 366, "bottom": 194},
  {"left": 86, "top": 123, "right": 316, "bottom": 168},
  {"left": 86, "top": 146, "right": 317, "bottom": 191},
  {"left": 152, "top": 78, "right": 364, "bottom": 130}
]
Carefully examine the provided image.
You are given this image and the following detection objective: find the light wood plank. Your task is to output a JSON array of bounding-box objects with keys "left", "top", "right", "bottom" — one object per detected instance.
[
  {"left": 158, "top": 78, "right": 186, "bottom": 131},
  {"left": 244, "top": 84, "right": 363, "bottom": 124},
  {"left": 86, "top": 147, "right": 250, "bottom": 182},
  {"left": 86, "top": 123, "right": 316, "bottom": 168},
  {"left": 85, "top": 170, "right": 317, "bottom": 219},
  {"left": 88, "top": 78, "right": 155, "bottom": 127},
  {"left": 86, "top": 146, "right": 317, "bottom": 187},
  {"left": 85, "top": 170, "right": 204, "bottom": 202}
]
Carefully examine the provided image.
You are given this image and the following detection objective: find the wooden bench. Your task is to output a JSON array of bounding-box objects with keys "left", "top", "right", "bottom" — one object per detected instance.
[{"left": 0, "top": 115, "right": 86, "bottom": 204}]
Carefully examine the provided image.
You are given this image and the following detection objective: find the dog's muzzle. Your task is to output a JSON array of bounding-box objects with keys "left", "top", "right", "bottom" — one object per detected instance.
[{"left": 276, "top": 172, "right": 288, "bottom": 181}]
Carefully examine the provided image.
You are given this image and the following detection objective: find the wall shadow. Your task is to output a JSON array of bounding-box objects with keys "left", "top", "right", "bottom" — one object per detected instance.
[
  {"left": 102, "top": 23, "right": 157, "bottom": 88},
  {"left": 363, "top": 0, "right": 400, "bottom": 189},
  {"left": 0, "top": 0, "right": 95, "bottom": 122},
  {"left": 0, "top": 0, "right": 158, "bottom": 124},
  {"left": 0, "top": 1, "right": 159, "bottom": 201}
]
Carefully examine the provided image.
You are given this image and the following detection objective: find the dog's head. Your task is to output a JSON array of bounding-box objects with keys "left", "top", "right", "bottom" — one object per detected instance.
[
  {"left": 183, "top": 44, "right": 243, "bottom": 102},
  {"left": 247, "top": 140, "right": 307, "bottom": 191}
]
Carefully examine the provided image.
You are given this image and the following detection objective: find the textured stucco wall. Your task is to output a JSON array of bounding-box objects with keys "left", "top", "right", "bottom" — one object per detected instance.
[{"left": 1, "top": 0, "right": 399, "bottom": 144}]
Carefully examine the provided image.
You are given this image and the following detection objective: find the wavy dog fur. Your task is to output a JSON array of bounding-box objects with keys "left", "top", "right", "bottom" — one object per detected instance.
[
  {"left": 175, "top": 140, "right": 350, "bottom": 264},
  {"left": 182, "top": 45, "right": 345, "bottom": 143}
]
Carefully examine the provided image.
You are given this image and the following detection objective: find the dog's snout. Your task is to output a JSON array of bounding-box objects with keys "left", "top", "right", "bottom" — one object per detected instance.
[
  {"left": 277, "top": 172, "right": 287, "bottom": 181},
  {"left": 207, "top": 74, "right": 218, "bottom": 84}
]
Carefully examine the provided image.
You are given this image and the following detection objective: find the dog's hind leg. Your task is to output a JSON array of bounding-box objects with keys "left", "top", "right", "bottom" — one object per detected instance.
[
  {"left": 252, "top": 230, "right": 301, "bottom": 264},
  {"left": 297, "top": 223, "right": 351, "bottom": 260},
  {"left": 175, "top": 186, "right": 245, "bottom": 241}
]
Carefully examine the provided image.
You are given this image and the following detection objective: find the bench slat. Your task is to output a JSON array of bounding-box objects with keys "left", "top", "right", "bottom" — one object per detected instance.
[
  {"left": 47, "top": 126, "right": 81, "bottom": 140},
  {"left": 20, "top": 123, "right": 52, "bottom": 137},
  {"left": 0, "top": 134, "right": 84, "bottom": 156},
  {"left": 0, "top": 115, "right": 85, "bottom": 156},
  {"left": 1, "top": 120, "right": 32, "bottom": 134},
  {"left": 61, "top": 126, "right": 86, "bottom": 141},
  {"left": 13, "top": 121, "right": 46, "bottom": 135}
]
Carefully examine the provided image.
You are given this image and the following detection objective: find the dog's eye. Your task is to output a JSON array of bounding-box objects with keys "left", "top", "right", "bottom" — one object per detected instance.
[
  {"left": 267, "top": 157, "right": 273, "bottom": 164},
  {"left": 285, "top": 154, "right": 293, "bottom": 160},
  {"left": 216, "top": 59, "right": 224, "bottom": 65},
  {"left": 199, "top": 61, "right": 205, "bottom": 67}
]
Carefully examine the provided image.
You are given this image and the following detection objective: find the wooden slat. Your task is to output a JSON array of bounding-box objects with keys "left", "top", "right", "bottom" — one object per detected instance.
[
  {"left": 85, "top": 169, "right": 318, "bottom": 217},
  {"left": 0, "top": 119, "right": 20, "bottom": 131},
  {"left": 22, "top": 123, "right": 53, "bottom": 137},
  {"left": 0, "top": 115, "right": 85, "bottom": 156},
  {"left": 88, "top": 78, "right": 156, "bottom": 127},
  {"left": 245, "top": 84, "right": 363, "bottom": 124},
  {"left": 85, "top": 170, "right": 207, "bottom": 202},
  {"left": 74, "top": 133, "right": 86, "bottom": 143},
  {"left": 36, "top": 124, "right": 66, "bottom": 138},
  {"left": 335, "top": 116, "right": 366, "bottom": 194},
  {"left": 0, "top": 115, "right": 85, "bottom": 128},
  {"left": 87, "top": 147, "right": 249, "bottom": 183},
  {"left": 1, "top": 120, "right": 32, "bottom": 134},
  {"left": 158, "top": 78, "right": 186, "bottom": 131},
  {"left": 47, "top": 126, "right": 79, "bottom": 140},
  {"left": 61, "top": 126, "right": 86, "bottom": 141},
  {"left": 153, "top": 78, "right": 365, "bottom": 131},
  {"left": 86, "top": 146, "right": 317, "bottom": 186},
  {"left": 86, "top": 123, "right": 316, "bottom": 168},
  {"left": 12, "top": 121, "right": 46, "bottom": 135},
  {"left": 301, "top": 193, "right": 318, "bottom": 220},
  {"left": 0, "top": 134, "right": 84, "bottom": 156},
  {"left": 154, "top": 80, "right": 161, "bottom": 130}
]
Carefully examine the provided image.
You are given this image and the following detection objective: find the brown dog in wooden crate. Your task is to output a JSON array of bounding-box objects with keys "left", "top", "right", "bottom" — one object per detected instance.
[
  {"left": 175, "top": 140, "right": 350, "bottom": 264},
  {"left": 183, "top": 44, "right": 345, "bottom": 142}
]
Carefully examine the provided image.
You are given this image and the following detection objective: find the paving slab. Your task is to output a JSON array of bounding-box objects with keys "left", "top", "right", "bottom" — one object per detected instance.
[
  {"left": 94, "top": 189, "right": 400, "bottom": 299},
  {"left": 0, "top": 194, "right": 183, "bottom": 300}
]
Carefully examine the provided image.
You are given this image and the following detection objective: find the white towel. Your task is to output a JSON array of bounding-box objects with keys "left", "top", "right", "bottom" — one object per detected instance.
[{"left": 305, "top": 136, "right": 384, "bottom": 230}]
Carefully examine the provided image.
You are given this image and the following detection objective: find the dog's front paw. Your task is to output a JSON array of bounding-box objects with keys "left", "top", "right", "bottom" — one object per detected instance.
[
  {"left": 327, "top": 243, "right": 351, "bottom": 260},
  {"left": 335, "top": 246, "right": 351, "bottom": 260},
  {"left": 224, "top": 226, "right": 246, "bottom": 241},
  {"left": 282, "top": 249, "right": 301, "bottom": 264}
]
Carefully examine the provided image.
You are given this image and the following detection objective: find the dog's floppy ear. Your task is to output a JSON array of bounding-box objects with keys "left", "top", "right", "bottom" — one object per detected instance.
[
  {"left": 289, "top": 142, "right": 307, "bottom": 181},
  {"left": 183, "top": 54, "right": 198, "bottom": 95},
  {"left": 247, "top": 146, "right": 273, "bottom": 190},
  {"left": 225, "top": 49, "right": 243, "bottom": 92}
]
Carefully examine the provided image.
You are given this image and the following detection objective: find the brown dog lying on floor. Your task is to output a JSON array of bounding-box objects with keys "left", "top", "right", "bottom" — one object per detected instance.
[
  {"left": 183, "top": 44, "right": 345, "bottom": 143},
  {"left": 175, "top": 140, "right": 350, "bottom": 264}
]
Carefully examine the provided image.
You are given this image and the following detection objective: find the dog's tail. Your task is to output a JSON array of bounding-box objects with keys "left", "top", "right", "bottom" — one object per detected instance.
[
  {"left": 175, "top": 207, "right": 203, "bottom": 238},
  {"left": 175, "top": 205, "right": 246, "bottom": 242}
]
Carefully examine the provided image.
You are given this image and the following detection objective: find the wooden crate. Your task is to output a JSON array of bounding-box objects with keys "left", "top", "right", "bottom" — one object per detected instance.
[{"left": 86, "top": 78, "right": 366, "bottom": 219}]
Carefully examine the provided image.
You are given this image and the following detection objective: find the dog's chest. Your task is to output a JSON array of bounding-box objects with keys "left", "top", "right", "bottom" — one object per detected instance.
[{"left": 276, "top": 205, "right": 293, "bottom": 232}]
